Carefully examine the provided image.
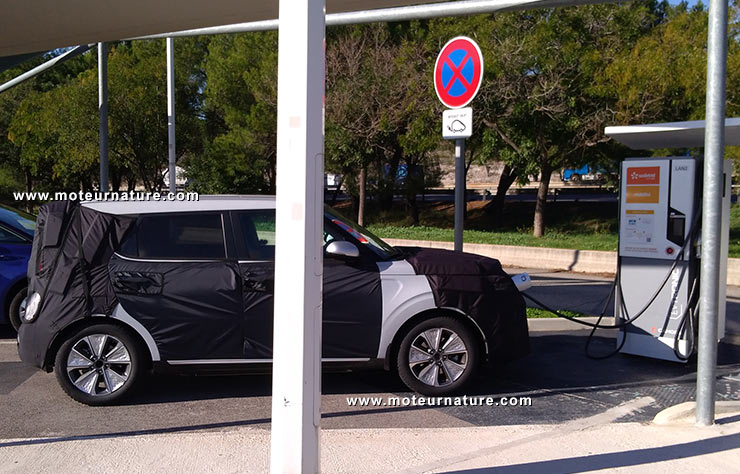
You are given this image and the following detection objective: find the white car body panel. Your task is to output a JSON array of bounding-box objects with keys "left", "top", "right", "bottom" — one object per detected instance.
[
  {"left": 105, "top": 304, "right": 161, "bottom": 361},
  {"left": 375, "top": 260, "right": 436, "bottom": 359}
]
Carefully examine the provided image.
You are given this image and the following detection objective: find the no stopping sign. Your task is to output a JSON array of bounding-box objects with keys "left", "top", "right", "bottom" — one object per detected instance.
[{"left": 434, "top": 36, "right": 484, "bottom": 109}]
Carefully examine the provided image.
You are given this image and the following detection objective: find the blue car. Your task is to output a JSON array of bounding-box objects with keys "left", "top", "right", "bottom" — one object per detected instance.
[{"left": 0, "top": 204, "right": 35, "bottom": 330}]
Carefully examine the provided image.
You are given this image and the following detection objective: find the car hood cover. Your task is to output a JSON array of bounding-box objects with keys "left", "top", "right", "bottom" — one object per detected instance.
[{"left": 402, "top": 247, "right": 529, "bottom": 360}]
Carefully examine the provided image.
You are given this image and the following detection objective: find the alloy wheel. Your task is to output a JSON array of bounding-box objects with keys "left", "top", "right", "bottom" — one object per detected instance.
[
  {"left": 408, "top": 327, "right": 468, "bottom": 387},
  {"left": 66, "top": 334, "right": 132, "bottom": 396}
]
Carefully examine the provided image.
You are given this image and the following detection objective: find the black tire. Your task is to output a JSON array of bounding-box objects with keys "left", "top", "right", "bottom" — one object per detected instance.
[
  {"left": 54, "top": 323, "right": 144, "bottom": 406},
  {"left": 8, "top": 287, "right": 26, "bottom": 331},
  {"left": 396, "top": 316, "right": 480, "bottom": 396},
  {"left": 570, "top": 173, "right": 581, "bottom": 183}
]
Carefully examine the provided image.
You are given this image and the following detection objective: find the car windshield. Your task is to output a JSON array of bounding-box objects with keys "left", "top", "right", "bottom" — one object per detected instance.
[
  {"left": 0, "top": 204, "right": 36, "bottom": 237},
  {"left": 324, "top": 206, "right": 402, "bottom": 260}
]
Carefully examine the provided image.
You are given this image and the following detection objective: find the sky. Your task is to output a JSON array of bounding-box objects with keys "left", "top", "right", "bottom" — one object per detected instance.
[{"left": 668, "top": 0, "right": 701, "bottom": 6}]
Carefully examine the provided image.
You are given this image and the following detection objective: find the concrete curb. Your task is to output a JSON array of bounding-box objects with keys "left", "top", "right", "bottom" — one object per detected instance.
[
  {"left": 653, "top": 401, "right": 740, "bottom": 425},
  {"left": 383, "top": 238, "right": 740, "bottom": 285},
  {"left": 526, "top": 317, "right": 608, "bottom": 332}
]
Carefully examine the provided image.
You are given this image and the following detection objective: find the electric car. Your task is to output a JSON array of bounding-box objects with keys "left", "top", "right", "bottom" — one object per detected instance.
[
  {"left": 0, "top": 204, "right": 34, "bottom": 331},
  {"left": 17, "top": 197, "right": 528, "bottom": 405}
]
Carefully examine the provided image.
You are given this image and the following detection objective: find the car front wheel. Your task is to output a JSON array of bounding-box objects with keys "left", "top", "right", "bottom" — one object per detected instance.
[
  {"left": 396, "top": 316, "right": 479, "bottom": 396},
  {"left": 55, "top": 324, "right": 144, "bottom": 406}
]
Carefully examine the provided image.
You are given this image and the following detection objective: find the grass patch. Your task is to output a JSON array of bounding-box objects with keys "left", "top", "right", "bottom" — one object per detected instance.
[
  {"left": 333, "top": 197, "right": 740, "bottom": 256},
  {"left": 337, "top": 199, "right": 620, "bottom": 251},
  {"left": 369, "top": 225, "right": 618, "bottom": 251},
  {"left": 526, "top": 307, "right": 589, "bottom": 319},
  {"left": 730, "top": 205, "right": 740, "bottom": 258}
]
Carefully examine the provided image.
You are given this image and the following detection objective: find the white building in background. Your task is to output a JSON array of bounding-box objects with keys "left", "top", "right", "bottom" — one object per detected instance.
[{"left": 162, "top": 166, "right": 187, "bottom": 189}]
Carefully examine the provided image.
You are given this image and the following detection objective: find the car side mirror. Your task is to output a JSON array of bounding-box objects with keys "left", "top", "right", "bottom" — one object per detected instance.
[{"left": 325, "top": 240, "right": 360, "bottom": 259}]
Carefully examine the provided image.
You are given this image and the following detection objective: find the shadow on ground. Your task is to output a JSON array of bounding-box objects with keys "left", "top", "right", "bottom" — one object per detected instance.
[
  {"left": 2, "top": 330, "right": 739, "bottom": 440},
  {"left": 441, "top": 431, "right": 740, "bottom": 474}
]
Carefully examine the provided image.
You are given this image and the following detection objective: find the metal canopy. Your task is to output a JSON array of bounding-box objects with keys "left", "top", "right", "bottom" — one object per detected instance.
[
  {"left": 605, "top": 118, "right": 740, "bottom": 150},
  {"left": 0, "top": 0, "right": 438, "bottom": 57}
]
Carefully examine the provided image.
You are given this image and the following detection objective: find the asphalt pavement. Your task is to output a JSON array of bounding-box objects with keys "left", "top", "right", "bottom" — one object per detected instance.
[
  {"left": 515, "top": 266, "right": 740, "bottom": 336},
  {"left": 0, "top": 268, "right": 739, "bottom": 472}
]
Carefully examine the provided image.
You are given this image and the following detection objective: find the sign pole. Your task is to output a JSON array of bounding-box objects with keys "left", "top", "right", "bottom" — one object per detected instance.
[
  {"left": 454, "top": 138, "right": 465, "bottom": 252},
  {"left": 433, "top": 36, "right": 482, "bottom": 253}
]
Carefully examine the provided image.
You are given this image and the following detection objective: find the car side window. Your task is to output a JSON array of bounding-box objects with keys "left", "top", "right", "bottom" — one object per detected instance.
[
  {"left": 124, "top": 213, "right": 226, "bottom": 259},
  {"left": 323, "top": 222, "right": 345, "bottom": 246},
  {"left": 0, "top": 225, "right": 25, "bottom": 243},
  {"left": 239, "top": 211, "right": 275, "bottom": 260}
]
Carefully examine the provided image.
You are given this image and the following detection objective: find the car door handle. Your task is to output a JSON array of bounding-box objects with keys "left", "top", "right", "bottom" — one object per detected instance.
[
  {"left": 243, "top": 278, "right": 271, "bottom": 293},
  {"left": 117, "top": 276, "right": 154, "bottom": 285},
  {"left": 112, "top": 272, "right": 163, "bottom": 295}
]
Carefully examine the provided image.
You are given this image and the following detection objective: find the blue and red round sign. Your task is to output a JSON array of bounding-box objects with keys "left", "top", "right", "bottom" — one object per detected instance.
[{"left": 434, "top": 36, "right": 484, "bottom": 109}]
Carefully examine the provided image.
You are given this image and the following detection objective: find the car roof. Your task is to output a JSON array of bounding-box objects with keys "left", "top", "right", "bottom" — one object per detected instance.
[{"left": 81, "top": 195, "right": 276, "bottom": 215}]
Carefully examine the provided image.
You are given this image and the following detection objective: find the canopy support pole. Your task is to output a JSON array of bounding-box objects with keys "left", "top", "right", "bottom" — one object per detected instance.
[
  {"left": 270, "top": 0, "right": 325, "bottom": 471},
  {"left": 166, "top": 37, "right": 176, "bottom": 193},
  {"left": 696, "top": 0, "right": 729, "bottom": 427},
  {"left": 98, "top": 42, "right": 109, "bottom": 191}
]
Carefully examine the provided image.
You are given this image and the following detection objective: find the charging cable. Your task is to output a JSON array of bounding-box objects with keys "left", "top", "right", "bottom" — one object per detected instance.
[{"left": 521, "top": 205, "right": 701, "bottom": 359}]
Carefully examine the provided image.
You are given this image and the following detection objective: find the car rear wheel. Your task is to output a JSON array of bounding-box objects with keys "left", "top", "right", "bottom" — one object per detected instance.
[
  {"left": 396, "top": 316, "right": 479, "bottom": 396},
  {"left": 54, "top": 324, "right": 144, "bottom": 406},
  {"left": 8, "top": 287, "right": 26, "bottom": 331}
]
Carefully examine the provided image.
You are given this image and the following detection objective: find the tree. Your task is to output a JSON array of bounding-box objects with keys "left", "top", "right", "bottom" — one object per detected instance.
[
  {"left": 108, "top": 40, "right": 206, "bottom": 191},
  {"left": 607, "top": 3, "right": 740, "bottom": 122},
  {"left": 186, "top": 32, "right": 278, "bottom": 194},
  {"left": 7, "top": 40, "right": 206, "bottom": 195},
  {"left": 433, "top": 2, "right": 663, "bottom": 236},
  {"left": 605, "top": 2, "right": 740, "bottom": 168},
  {"left": 326, "top": 24, "right": 440, "bottom": 225},
  {"left": 1, "top": 48, "right": 96, "bottom": 205}
]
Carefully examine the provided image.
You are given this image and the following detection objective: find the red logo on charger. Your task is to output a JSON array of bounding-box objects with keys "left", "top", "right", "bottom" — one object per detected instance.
[{"left": 627, "top": 166, "right": 660, "bottom": 185}]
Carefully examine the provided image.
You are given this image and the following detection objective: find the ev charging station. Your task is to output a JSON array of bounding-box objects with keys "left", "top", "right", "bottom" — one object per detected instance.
[{"left": 615, "top": 156, "right": 732, "bottom": 362}]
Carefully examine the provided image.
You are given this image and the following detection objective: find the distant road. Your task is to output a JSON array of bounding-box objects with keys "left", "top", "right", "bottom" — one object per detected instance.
[
  {"left": 416, "top": 192, "right": 617, "bottom": 203},
  {"left": 327, "top": 191, "right": 618, "bottom": 204}
]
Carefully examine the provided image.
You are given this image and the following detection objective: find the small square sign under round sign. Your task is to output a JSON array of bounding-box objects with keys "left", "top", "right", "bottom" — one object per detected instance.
[{"left": 443, "top": 107, "right": 472, "bottom": 140}]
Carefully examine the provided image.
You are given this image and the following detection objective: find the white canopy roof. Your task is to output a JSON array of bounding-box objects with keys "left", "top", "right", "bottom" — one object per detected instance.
[
  {"left": 0, "top": 0, "right": 435, "bottom": 57},
  {"left": 605, "top": 118, "right": 740, "bottom": 150}
]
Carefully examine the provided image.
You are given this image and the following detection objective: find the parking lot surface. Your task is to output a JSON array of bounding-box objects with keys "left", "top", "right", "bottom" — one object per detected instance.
[{"left": 0, "top": 268, "right": 738, "bottom": 443}]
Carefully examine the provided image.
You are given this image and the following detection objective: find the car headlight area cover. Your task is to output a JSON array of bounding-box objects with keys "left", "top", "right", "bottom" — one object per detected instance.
[{"left": 22, "top": 292, "right": 41, "bottom": 323}]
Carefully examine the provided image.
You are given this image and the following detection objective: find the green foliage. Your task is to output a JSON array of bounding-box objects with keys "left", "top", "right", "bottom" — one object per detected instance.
[
  {"left": 606, "top": 7, "right": 712, "bottom": 124},
  {"left": 367, "top": 224, "right": 618, "bottom": 251},
  {"left": 369, "top": 198, "right": 740, "bottom": 257},
  {"left": 417, "top": 3, "right": 667, "bottom": 235},
  {"left": 186, "top": 32, "right": 278, "bottom": 194},
  {"left": 0, "top": 49, "right": 97, "bottom": 200},
  {"left": 4, "top": 40, "right": 207, "bottom": 197},
  {"left": 324, "top": 23, "right": 443, "bottom": 222},
  {"left": 0, "top": 2, "right": 736, "bottom": 219},
  {"left": 526, "top": 307, "right": 589, "bottom": 318}
]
